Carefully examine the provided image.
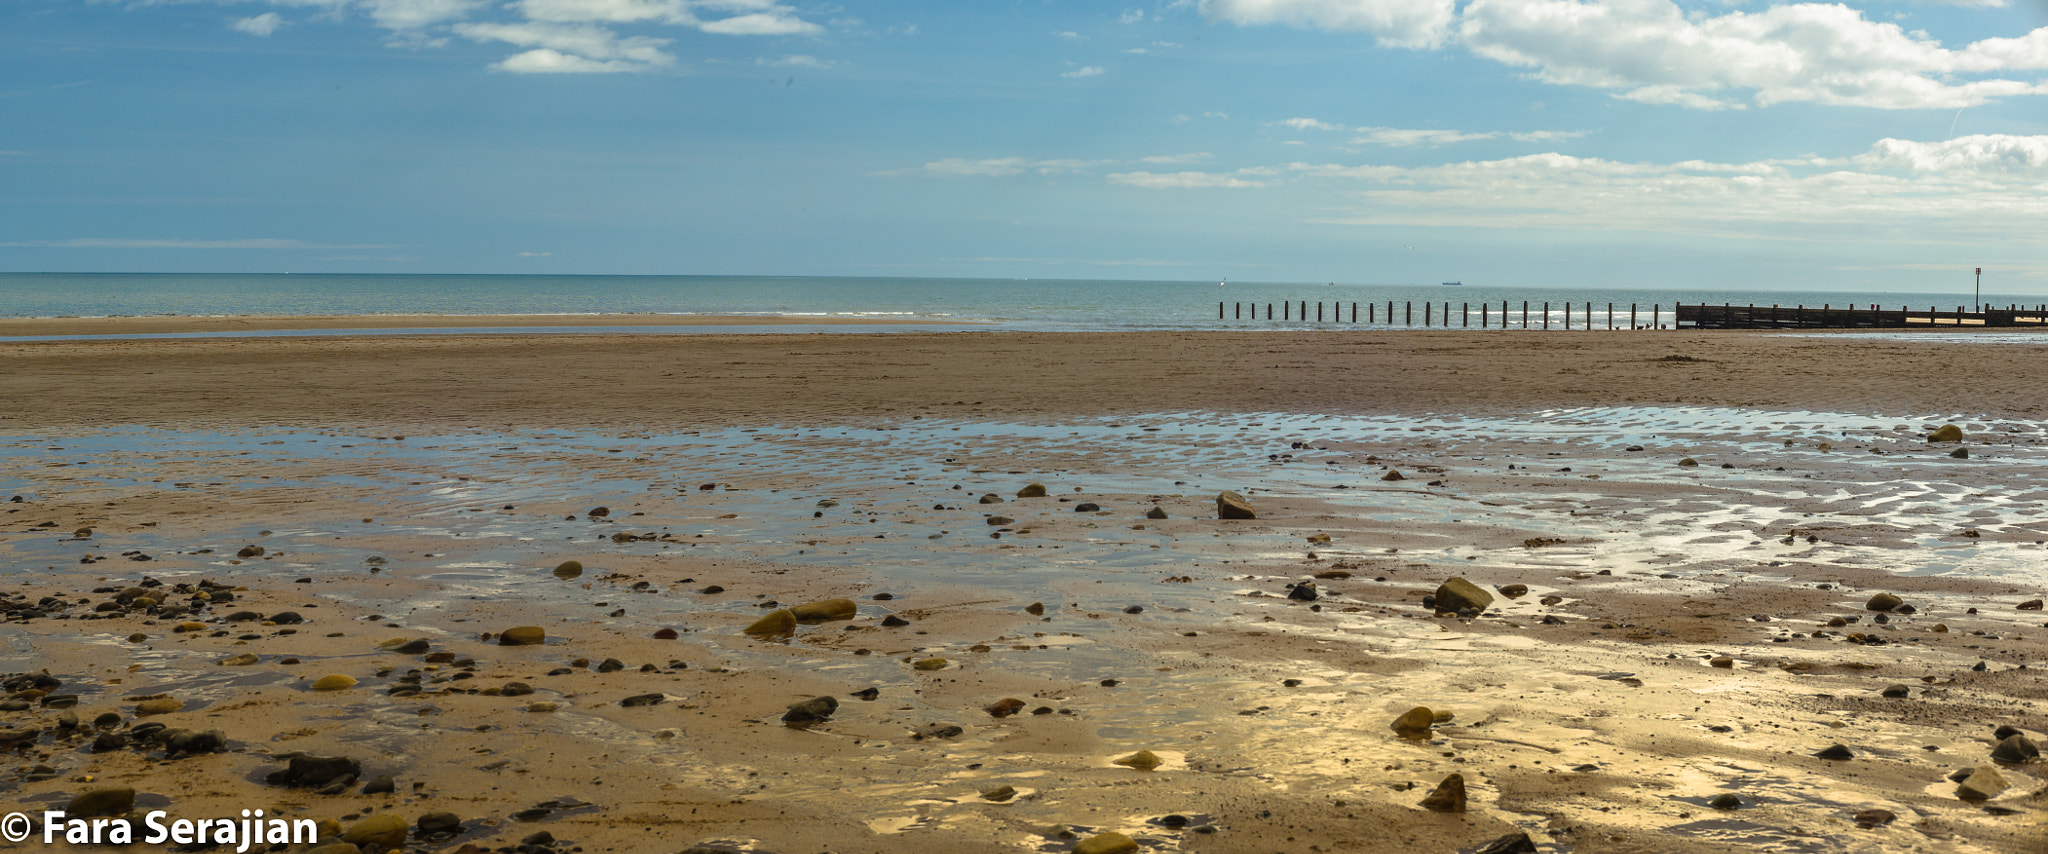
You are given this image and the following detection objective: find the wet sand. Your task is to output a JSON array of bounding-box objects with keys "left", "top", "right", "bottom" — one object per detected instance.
[
  {"left": 1, "top": 327, "right": 2043, "bottom": 854},
  {"left": 0, "top": 313, "right": 964, "bottom": 338}
]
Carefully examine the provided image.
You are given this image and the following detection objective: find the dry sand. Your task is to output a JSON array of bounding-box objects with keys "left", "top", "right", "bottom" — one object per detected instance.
[{"left": 0, "top": 324, "right": 2043, "bottom": 854}]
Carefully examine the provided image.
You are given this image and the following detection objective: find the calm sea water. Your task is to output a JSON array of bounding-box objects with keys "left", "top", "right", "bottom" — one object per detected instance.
[{"left": 2, "top": 272, "right": 2042, "bottom": 332}]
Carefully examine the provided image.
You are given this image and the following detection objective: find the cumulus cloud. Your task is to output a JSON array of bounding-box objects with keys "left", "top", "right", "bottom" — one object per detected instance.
[
  {"left": 1350, "top": 126, "right": 1589, "bottom": 146},
  {"left": 1108, "top": 170, "right": 1268, "bottom": 188},
  {"left": 1140, "top": 152, "right": 1215, "bottom": 164},
  {"left": 1120, "top": 9, "right": 1145, "bottom": 23},
  {"left": 362, "top": 0, "right": 484, "bottom": 31},
  {"left": 760, "top": 53, "right": 829, "bottom": 67},
  {"left": 1063, "top": 66, "right": 1106, "bottom": 77},
  {"left": 232, "top": 12, "right": 284, "bottom": 36},
  {"left": 1459, "top": 0, "right": 2048, "bottom": 110},
  {"left": 1207, "top": 0, "right": 2048, "bottom": 110},
  {"left": 457, "top": 21, "right": 675, "bottom": 71},
  {"left": 1286, "top": 134, "right": 2048, "bottom": 241},
  {"left": 1278, "top": 117, "right": 1342, "bottom": 131},
  {"left": 1200, "top": 0, "right": 1458, "bottom": 49}
]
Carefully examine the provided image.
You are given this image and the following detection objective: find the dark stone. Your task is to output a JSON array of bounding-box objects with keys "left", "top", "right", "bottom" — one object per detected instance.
[
  {"left": 1473, "top": 831, "right": 1539, "bottom": 854},
  {"left": 1814, "top": 744, "right": 1855, "bottom": 760},
  {"left": 1286, "top": 582, "right": 1318, "bottom": 602},
  {"left": 361, "top": 774, "right": 396, "bottom": 794},
  {"left": 267, "top": 754, "right": 362, "bottom": 788},
  {"left": 1074, "top": 503, "right": 1100, "bottom": 512},
  {"left": 1990, "top": 734, "right": 2039, "bottom": 763},
  {"left": 619, "top": 694, "right": 665, "bottom": 707},
  {"left": 782, "top": 696, "right": 838, "bottom": 723},
  {"left": 913, "top": 724, "right": 964, "bottom": 740},
  {"left": 269, "top": 611, "right": 304, "bottom": 624},
  {"left": 416, "top": 812, "right": 462, "bottom": 835},
  {"left": 394, "top": 639, "right": 430, "bottom": 654}
]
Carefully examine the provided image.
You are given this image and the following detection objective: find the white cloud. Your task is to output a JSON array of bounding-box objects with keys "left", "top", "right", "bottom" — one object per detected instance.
[
  {"left": 1120, "top": 9, "right": 1145, "bottom": 23},
  {"left": 1140, "top": 152, "right": 1215, "bottom": 164},
  {"left": 1200, "top": 0, "right": 1458, "bottom": 49},
  {"left": 1353, "top": 126, "right": 1498, "bottom": 146},
  {"left": 1108, "top": 170, "right": 1268, "bottom": 188},
  {"left": 698, "top": 11, "right": 821, "bottom": 35},
  {"left": 1849, "top": 134, "right": 2048, "bottom": 174},
  {"left": 1125, "top": 47, "right": 1148, "bottom": 54},
  {"left": 1286, "top": 134, "right": 2048, "bottom": 241},
  {"left": 1278, "top": 117, "right": 1342, "bottom": 131},
  {"left": 2, "top": 238, "right": 394, "bottom": 249},
  {"left": 518, "top": 250, "right": 554, "bottom": 256},
  {"left": 457, "top": 21, "right": 675, "bottom": 72},
  {"left": 232, "top": 12, "right": 284, "bottom": 36},
  {"left": 362, "top": 0, "right": 483, "bottom": 31},
  {"left": 1063, "top": 66, "right": 1106, "bottom": 78},
  {"left": 1054, "top": 30, "right": 1086, "bottom": 40},
  {"left": 897, "top": 157, "right": 1109, "bottom": 178},
  {"left": 760, "top": 53, "right": 829, "bottom": 67},
  {"left": 1459, "top": 0, "right": 2048, "bottom": 110},
  {"left": 516, "top": 0, "right": 690, "bottom": 24}
]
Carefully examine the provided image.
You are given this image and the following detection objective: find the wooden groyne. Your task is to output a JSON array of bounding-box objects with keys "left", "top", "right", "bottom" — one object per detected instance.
[{"left": 1216, "top": 301, "right": 2048, "bottom": 330}]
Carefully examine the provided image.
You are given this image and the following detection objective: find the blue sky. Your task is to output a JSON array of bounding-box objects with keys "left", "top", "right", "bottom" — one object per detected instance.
[{"left": 4, "top": 0, "right": 2046, "bottom": 291}]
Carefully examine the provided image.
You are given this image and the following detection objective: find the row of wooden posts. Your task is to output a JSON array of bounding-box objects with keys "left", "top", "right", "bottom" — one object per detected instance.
[{"left": 1217, "top": 301, "right": 2048, "bottom": 330}]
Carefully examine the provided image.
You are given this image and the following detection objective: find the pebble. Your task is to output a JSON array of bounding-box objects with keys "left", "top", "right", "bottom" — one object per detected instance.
[
  {"left": 1473, "top": 831, "right": 1538, "bottom": 854},
  {"left": 552, "top": 561, "right": 583, "bottom": 579},
  {"left": 135, "top": 697, "right": 183, "bottom": 715},
  {"left": 1215, "top": 490, "right": 1256, "bottom": 520},
  {"left": 1073, "top": 832, "right": 1139, "bottom": 854},
  {"left": 782, "top": 696, "right": 838, "bottom": 723},
  {"left": 1814, "top": 744, "right": 1855, "bottom": 760},
  {"left": 986, "top": 698, "right": 1027, "bottom": 718},
  {"left": 1433, "top": 577, "right": 1493, "bottom": 614},
  {"left": 1956, "top": 765, "right": 2008, "bottom": 800},
  {"left": 1866, "top": 593, "right": 1904, "bottom": 612},
  {"left": 1017, "top": 483, "right": 1048, "bottom": 498},
  {"left": 65, "top": 786, "right": 135, "bottom": 818},
  {"left": 790, "top": 598, "right": 857, "bottom": 622},
  {"left": 743, "top": 609, "right": 797, "bottom": 636},
  {"left": 1419, "top": 773, "right": 1466, "bottom": 811},
  {"left": 361, "top": 774, "right": 396, "bottom": 794},
  {"left": 1881, "top": 684, "right": 1910, "bottom": 698},
  {"left": 1391, "top": 705, "right": 1435, "bottom": 735},
  {"left": 311, "top": 674, "right": 358, "bottom": 691},
  {"left": 912, "top": 657, "right": 948, "bottom": 671},
  {"left": 979, "top": 785, "right": 1017, "bottom": 802},
  {"left": 342, "top": 814, "right": 409, "bottom": 850},
  {"left": 498, "top": 626, "right": 547, "bottom": 646},
  {"left": 1382, "top": 470, "right": 1404, "bottom": 481},
  {"left": 619, "top": 694, "right": 665, "bottom": 707},
  {"left": 1990, "top": 733, "right": 2038, "bottom": 763},
  {"left": 1146, "top": 506, "right": 1168, "bottom": 519},
  {"left": 1113, "top": 749, "right": 1163, "bottom": 770},
  {"left": 1708, "top": 793, "right": 1741, "bottom": 809},
  {"left": 1710, "top": 657, "right": 1734, "bottom": 668},
  {"left": 218, "top": 653, "right": 259, "bottom": 666},
  {"left": 416, "top": 812, "right": 463, "bottom": 836},
  {"left": 1853, "top": 808, "right": 1896, "bottom": 828}
]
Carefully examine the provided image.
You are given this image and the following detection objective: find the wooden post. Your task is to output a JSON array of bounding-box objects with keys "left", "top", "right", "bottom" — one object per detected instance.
[
  {"left": 1653, "top": 304, "right": 1660, "bottom": 329},
  {"left": 1351, "top": 302, "right": 1357, "bottom": 323},
  {"left": 1482, "top": 302, "right": 1489, "bottom": 327},
  {"left": 1369, "top": 302, "right": 1375, "bottom": 323},
  {"left": 1235, "top": 302, "right": 1241, "bottom": 319},
  {"left": 1267, "top": 302, "right": 1273, "bottom": 320},
  {"left": 1463, "top": 302, "right": 1469, "bottom": 328},
  {"left": 1522, "top": 300, "right": 1529, "bottom": 329},
  {"left": 1219, "top": 301, "right": 1225, "bottom": 320},
  {"left": 1543, "top": 301, "right": 1550, "bottom": 330},
  {"left": 1424, "top": 301, "right": 1432, "bottom": 326},
  {"left": 1630, "top": 303, "right": 1637, "bottom": 329},
  {"left": 1406, "top": 301, "right": 1412, "bottom": 326},
  {"left": 1318, "top": 301, "right": 1324, "bottom": 322}
]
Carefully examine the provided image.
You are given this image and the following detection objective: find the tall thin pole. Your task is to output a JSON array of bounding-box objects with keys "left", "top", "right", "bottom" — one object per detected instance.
[{"left": 1976, "top": 267, "right": 1982, "bottom": 312}]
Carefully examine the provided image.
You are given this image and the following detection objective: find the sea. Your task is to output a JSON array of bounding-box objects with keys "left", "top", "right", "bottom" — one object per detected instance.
[{"left": 3, "top": 272, "right": 2043, "bottom": 334}]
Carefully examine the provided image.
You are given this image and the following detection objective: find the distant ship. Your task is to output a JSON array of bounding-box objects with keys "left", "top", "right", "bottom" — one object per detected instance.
[{"left": 1442, "top": 281, "right": 1463, "bottom": 286}]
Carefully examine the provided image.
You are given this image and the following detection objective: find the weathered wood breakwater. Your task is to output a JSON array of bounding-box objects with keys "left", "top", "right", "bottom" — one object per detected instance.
[{"left": 1219, "top": 301, "right": 2048, "bottom": 330}]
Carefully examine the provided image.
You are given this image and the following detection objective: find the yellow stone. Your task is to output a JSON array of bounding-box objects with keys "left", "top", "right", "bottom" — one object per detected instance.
[
  {"left": 341, "top": 813, "right": 408, "bottom": 850},
  {"left": 498, "top": 626, "right": 546, "bottom": 645},
  {"left": 311, "top": 674, "right": 358, "bottom": 691},
  {"left": 911, "top": 657, "right": 948, "bottom": 671},
  {"left": 743, "top": 609, "right": 797, "bottom": 636},
  {"left": 1112, "top": 750, "right": 1163, "bottom": 770},
  {"left": 790, "top": 598, "right": 857, "bottom": 622},
  {"left": 1073, "top": 831, "right": 1139, "bottom": 854},
  {"left": 1391, "top": 705, "right": 1435, "bottom": 735},
  {"left": 135, "top": 698, "right": 182, "bottom": 715},
  {"left": 1928, "top": 424, "right": 1964, "bottom": 443}
]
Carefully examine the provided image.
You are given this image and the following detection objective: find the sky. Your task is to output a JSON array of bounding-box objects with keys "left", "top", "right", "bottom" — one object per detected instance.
[{"left": 3, "top": 0, "right": 2047, "bottom": 292}]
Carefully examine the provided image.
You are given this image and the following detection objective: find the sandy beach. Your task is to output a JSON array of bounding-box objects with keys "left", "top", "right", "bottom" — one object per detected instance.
[{"left": 1, "top": 324, "right": 2042, "bottom": 854}]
